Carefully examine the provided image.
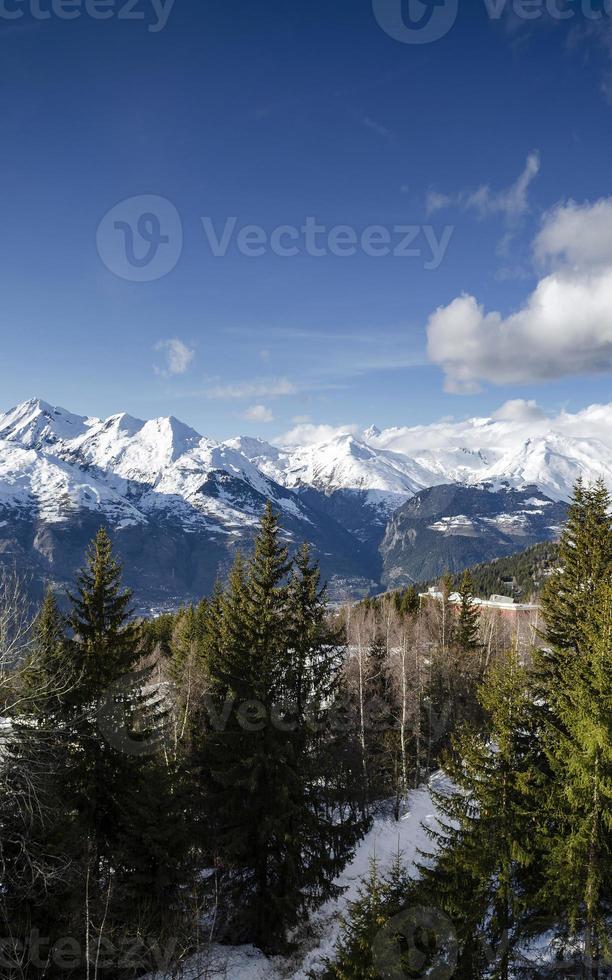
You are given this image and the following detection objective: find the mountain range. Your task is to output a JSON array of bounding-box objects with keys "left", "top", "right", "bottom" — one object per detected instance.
[{"left": 0, "top": 398, "right": 609, "bottom": 611}]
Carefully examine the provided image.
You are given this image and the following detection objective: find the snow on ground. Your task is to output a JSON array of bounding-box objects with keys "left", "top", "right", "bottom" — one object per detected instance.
[{"left": 146, "top": 772, "right": 451, "bottom": 980}]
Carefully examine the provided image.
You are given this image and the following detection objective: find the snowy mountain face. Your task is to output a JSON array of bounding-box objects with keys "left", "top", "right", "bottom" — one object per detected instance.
[
  {"left": 366, "top": 405, "right": 612, "bottom": 502},
  {"left": 0, "top": 400, "right": 373, "bottom": 609},
  {"left": 0, "top": 397, "right": 608, "bottom": 608},
  {"left": 227, "top": 432, "right": 435, "bottom": 567},
  {"left": 230, "top": 432, "right": 425, "bottom": 509}
]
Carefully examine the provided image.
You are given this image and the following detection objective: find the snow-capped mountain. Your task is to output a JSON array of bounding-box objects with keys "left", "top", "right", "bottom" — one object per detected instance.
[
  {"left": 472, "top": 433, "right": 612, "bottom": 501},
  {"left": 0, "top": 397, "right": 609, "bottom": 608},
  {"left": 366, "top": 403, "right": 612, "bottom": 501},
  {"left": 229, "top": 431, "right": 430, "bottom": 508},
  {"left": 0, "top": 400, "right": 372, "bottom": 609},
  {"left": 226, "top": 432, "right": 436, "bottom": 568}
]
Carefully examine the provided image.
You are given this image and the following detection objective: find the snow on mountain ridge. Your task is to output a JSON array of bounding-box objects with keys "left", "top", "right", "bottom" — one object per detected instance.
[
  {"left": 1, "top": 399, "right": 611, "bottom": 520},
  {"left": 232, "top": 431, "right": 432, "bottom": 513},
  {"left": 0, "top": 398, "right": 92, "bottom": 449},
  {"left": 475, "top": 432, "right": 612, "bottom": 501},
  {"left": 0, "top": 438, "right": 146, "bottom": 526},
  {"left": 0, "top": 400, "right": 320, "bottom": 533}
]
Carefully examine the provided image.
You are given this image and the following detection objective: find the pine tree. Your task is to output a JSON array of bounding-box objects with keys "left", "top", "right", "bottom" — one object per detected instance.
[
  {"left": 362, "top": 630, "right": 397, "bottom": 804},
  {"left": 285, "top": 542, "right": 366, "bottom": 912},
  {"left": 204, "top": 507, "right": 364, "bottom": 952},
  {"left": 440, "top": 571, "right": 456, "bottom": 652},
  {"left": 455, "top": 570, "right": 480, "bottom": 653},
  {"left": 536, "top": 577, "right": 612, "bottom": 974},
  {"left": 67, "top": 527, "right": 139, "bottom": 695},
  {"left": 399, "top": 585, "right": 420, "bottom": 618},
  {"left": 0, "top": 590, "right": 78, "bottom": 971},
  {"left": 530, "top": 480, "right": 612, "bottom": 975},
  {"left": 204, "top": 508, "right": 294, "bottom": 949},
  {"left": 413, "top": 650, "right": 541, "bottom": 979},
  {"left": 326, "top": 853, "right": 416, "bottom": 979},
  {"left": 20, "top": 587, "right": 70, "bottom": 718},
  {"left": 539, "top": 479, "right": 611, "bottom": 684},
  {"left": 17, "top": 530, "right": 193, "bottom": 975}
]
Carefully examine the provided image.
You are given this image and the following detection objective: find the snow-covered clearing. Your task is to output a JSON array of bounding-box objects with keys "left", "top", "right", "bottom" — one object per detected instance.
[{"left": 146, "top": 772, "right": 450, "bottom": 980}]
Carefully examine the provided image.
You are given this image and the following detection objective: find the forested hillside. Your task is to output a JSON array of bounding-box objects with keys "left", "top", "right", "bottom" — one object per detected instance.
[
  {"left": 0, "top": 479, "right": 609, "bottom": 978},
  {"left": 427, "top": 539, "right": 560, "bottom": 600}
]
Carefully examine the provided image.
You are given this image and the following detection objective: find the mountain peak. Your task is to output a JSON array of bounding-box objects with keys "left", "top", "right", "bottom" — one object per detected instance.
[
  {"left": 363, "top": 425, "right": 381, "bottom": 441},
  {"left": 0, "top": 398, "right": 89, "bottom": 448}
]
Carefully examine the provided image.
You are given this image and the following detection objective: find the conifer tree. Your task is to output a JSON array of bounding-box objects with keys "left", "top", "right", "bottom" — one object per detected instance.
[
  {"left": 285, "top": 541, "right": 332, "bottom": 721},
  {"left": 455, "top": 570, "right": 480, "bottom": 653},
  {"left": 326, "top": 853, "right": 416, "bottom": 979},
  {"left": 0, "top": 588, "right": 78, "bottom": 970},
  {"left": 20, "top": 587, "right": 70, "bottom": 718},
  {"left": 362, "top": 631, "right": 397, "bottom": 803},
  {"left": 413, "top": 650, "right": 540, "bottom": 979},
  {"left": 18, "top": 530, "right": 193, "bottom": 975},
  {"left": 539, "top": 479, "right": 611, "bottom": 684},
  {"left": 536, "top": 575, "right": 611, "bottom": 974},
  {"left": 205, "top": 506, "right": 364, "bottom": 952},
  {"left": 440, "top": 571, "right": 456, "bottom": 652},
  {"left": 399, "top": 584, "right": 420, "bottom": 618},
  {"left": 68, "top": 527, "right": 139, "bottom": 694},
  {"left": 204, "top": 508, "right": 294, "bottom": 948}
]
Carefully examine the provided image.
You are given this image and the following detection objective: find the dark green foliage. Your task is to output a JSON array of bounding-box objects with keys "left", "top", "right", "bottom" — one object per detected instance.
[
  {"left": 455, "top": 570, "right": 481, "bottom": 653},
  {"left": 531, "top": 481, "right": 612, "bottom": 971},
  {"left": 139, "top": 609, "right": 178, "bottom": 657},
  {"left": 426, "top": 540, "right": 561, "bottom": 601},
  {"left": 329, "top": 479, "right": 611, "bottom": 979},
  {"left": 5, "top": 530, "right": 195, "bottom": 977},
  {"left": 204, "top": 505, "right": 365, "bottom": 952},
  {"left": 324, "top": 854, "right": 415, "bottom": 979},
  {"left": 363, "top": 585, "right": 421, "bottom": 618},
  {"left": 362, "top": 632, "right": 397, "bottom": 805},
  {"left": 537, "top": 576, "right": 612, "bottom": 967},
  {"left": 67, "top": 528, "right": 139, "bottom": 693},
  {"left": 416, "top": 651, "right": 542, "bottom": 979},
  {"left": 539, "top": 479, "right": 611, "bottom": 677},
  {"left": 3, "top": 478, "right": 608, "bottom": 977}
]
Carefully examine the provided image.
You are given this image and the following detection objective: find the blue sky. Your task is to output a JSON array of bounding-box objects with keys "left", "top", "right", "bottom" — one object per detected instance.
[{"left": 1, "top": 0, "right": 612, "bottom": 439}]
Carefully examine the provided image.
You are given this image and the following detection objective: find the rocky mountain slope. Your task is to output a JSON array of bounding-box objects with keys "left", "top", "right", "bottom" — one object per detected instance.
[{"left": 380, "top": 484, "right": 567, "bottom": 588}]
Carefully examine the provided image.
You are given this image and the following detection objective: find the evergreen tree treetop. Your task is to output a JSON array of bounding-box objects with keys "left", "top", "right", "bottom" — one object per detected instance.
[
  {"left": 541, "top": 478, "right": 611, "bottom": 657},
  {"left": 456, "top": 570, "right": 481, "bottom": 653},
  {"left": 68, "top": 527, "right": 138, "bottom": 689}
]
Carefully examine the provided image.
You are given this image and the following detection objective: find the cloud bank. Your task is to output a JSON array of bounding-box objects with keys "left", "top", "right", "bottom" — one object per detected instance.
[{"left": 427, "top": 197, "right": 612, "bottom": 392}]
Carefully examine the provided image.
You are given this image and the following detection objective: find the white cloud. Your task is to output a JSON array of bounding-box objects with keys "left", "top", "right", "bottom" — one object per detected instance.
[
  {"left": 427, "top": 196, "right": 612, "bottom": 392},
  {"left": 271, "top": 402, "right": 612, "bottom": 462},
  {"left": 492, "top": 399, "right": 546, "bottom": 422},
  {"left": 242, "top": 404, "right": 274, "bottom": 423},
  {"left": 276, "top": 422, "right": 359, "bottom": 446},
  {"left": 426, "top": 151, "right": 540, "bottom": 220},
  {"left": 208, "top": 378, "right": 297, "bottom": 400},
  {"left": 426, "top": 190, "right": 453, "bottom": 214},
  {"left": 154, "top": 338, "right": 195, "bottom": 377},
  {"left": 371, "top": 401, "right": 612, "bottom": 456},
  {"left": 534, "top": 197, "right": 612, "bottom": 271}
]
